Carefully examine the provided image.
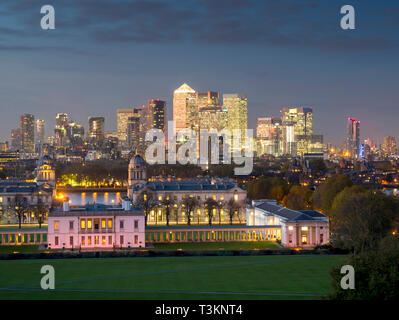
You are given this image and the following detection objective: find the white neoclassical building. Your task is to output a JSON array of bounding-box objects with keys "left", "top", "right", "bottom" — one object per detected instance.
[
  {"left": 127, "top": 155, "right": 247, "bottom": 225},
  {"left": 47, "top": 201, "right": 145, "bottom": 250},
  {"left": 247, "top": 200, "right": 329, "bottom": 248}
]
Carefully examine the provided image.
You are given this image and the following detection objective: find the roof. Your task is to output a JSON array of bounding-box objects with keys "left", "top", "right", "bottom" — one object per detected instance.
[
  {"left": 129, "top": 154, "right": 145, "bottom": 166},
  {"left": 174, "top": 83, "right": 196, "bottom": 94},
  {"left": 255, "top": 201, "right": 327, "bottom": 222},
  {"left": 0, "top": 181, "right": 52, "bottom": 193},
  {"left": 133, "top": 180, "right": 242, "bottom": 192},
  {"left": 49, "top": 207, "right": 144, "bottom": 217}
]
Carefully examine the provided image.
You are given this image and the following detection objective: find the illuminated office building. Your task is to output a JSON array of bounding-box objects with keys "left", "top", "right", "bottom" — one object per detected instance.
[
  {"left": 20, "top": 114, "right": 35, "bottom": 153},
  {"left": 148, "top": 99, "right": 166, "bottom": 133},
  {"left": 346, "top": 117, "right": 360, "bottom": 159},
  {"left": 382, "top": 136, "right": 397, "bottom": 156},
  {"left": 56, "top": 113, "right": 68, "bottom": 128},
  {"left": 196, "top": 91, "right": 219, "bottom": 110},
  {"left": 10, "top": 128, "right": 21, "bottom": 151},
  {"left": 223, "top": 94, "right": 248, "bottom": 152},
  {"left": 117, "top": 108, "right": 135, "bottom": 141},
  {"left": 256, "top": 117, "right": 283, "bottom": 157},
  {"left": 281, "top": 107, "right": 313, "bottom": 156},
  {"left": 173, "top": 83, "right": 197, "bottom": 134},
  {"left": 35, "top": 119, "right": 45, "bottom": 145},
  {"left": 88, "top": 116, "right": 105, "bottom": 141}
]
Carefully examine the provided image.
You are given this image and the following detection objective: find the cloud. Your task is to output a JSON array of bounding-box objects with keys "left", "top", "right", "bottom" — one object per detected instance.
[{"left": 0, "top": 0, "right": 397, "bottom": 52}]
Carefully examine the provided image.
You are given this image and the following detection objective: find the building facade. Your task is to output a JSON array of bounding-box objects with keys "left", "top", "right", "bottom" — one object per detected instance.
[
  {"left": 47, "top": 203, "right": 145, "bottom": 249},
  {"left": 173, "top": 83, "right": 197, "bottom": 134},
  {"left": 247, "top": 200, "right": 329, "bottom": 248},
  {"left": 128, "top": 155, "right": 247, "bottom": 225},
  {"left": 20, "top": 114, "right": 35, "bottom": 153},
  {"left": 346, "top": 117, "right": 360, "bottom": 159}
]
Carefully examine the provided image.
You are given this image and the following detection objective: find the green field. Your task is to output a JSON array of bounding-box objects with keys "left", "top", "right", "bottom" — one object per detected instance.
[
  {"left": 0, "top": 241, "right": 279, "bottom": 254},
  {"left": 0, "top": 255, "right": 345, "bottom": 300},
  {"left": 152, "top": 241, "right": 280, "bottom": 250}
]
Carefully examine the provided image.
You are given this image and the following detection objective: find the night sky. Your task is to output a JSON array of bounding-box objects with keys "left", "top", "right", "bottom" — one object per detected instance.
[{"left": 0, "top": 0, "right": 398, "bottom": 146}]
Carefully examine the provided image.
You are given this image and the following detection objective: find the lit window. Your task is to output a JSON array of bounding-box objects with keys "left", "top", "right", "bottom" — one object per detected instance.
[
  {"left": 234, "top": 193, "right": 238, "bottom": 201},
  {"left": 288, "top": 226, "right": 293, "bottom": 231},
  {"left": 88, "top": 236, "right": 91, "bottom": 245},
  {"left": 54, "top": 221, "right": 59, "bottom": 231},
  {"left": 301, "top": 226, "right": 308, "bottom": 231},
  {"left": 101, "top": 219, "right": 106, "bottom": 228},
  {"left": 87, "top": 219, "right": 92, "bottom": 229},
  {"left": 213, "top": 195, "right": 216, "bottom": 200},
  {"left": 107, "top": 219, "right": 112, "bottom": 228},
  {"left": 158, "top": 195, "right": 162, "bottom": 201},
  {"left": 220, "top": 195, "right": 224, "bottom": 200},
  {"left": 81, "top": 236, "right": 85, "bottom": 245},
  {"left": 102, "top": 236, "right": 106, "bottom": 245},
  {"left": 81, "top": 219, "right": 86, "bottom": 229},
  {"left": 143, "top": 194, "right": 147, "bottom": 201},
  {"left": 0, "top": 197, "right": 2, "bottom": 203}
]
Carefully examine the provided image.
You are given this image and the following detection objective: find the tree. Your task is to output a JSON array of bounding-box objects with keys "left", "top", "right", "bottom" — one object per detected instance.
[
  {"left": 226, "top": 199, "right": 243, "bottom": 225},
  {"left": 182, "top": 197, "right": 199, "bottom": 225},
  {"left": 204, "top": 198, "right": 217, "bottom": 226},
  {"left": 216, "top": 201, "right": 225, "bottom": 225},
  {"left": 32, "top": 197, "right": 48, "bottom": 229},
  {"left": 329, "top": 235, "right": 399, "bottom": 300},
  {"left": 135, "top": 190, "right": 157, "bottom": 226},
  {"left": 161, "top": 198, "right": 175, "bottom": 226},
  {"left": 283, "top": 185, "right": 312, "bottom": 210},
  {"left": 329, "top": 187, "right": 398, "bottom": 253},
  {"left": 312, "top": 174, "right": 353, "bottom": 213},
  {"left": 12, "top": 196, "right": 29, "bottom": 229}
]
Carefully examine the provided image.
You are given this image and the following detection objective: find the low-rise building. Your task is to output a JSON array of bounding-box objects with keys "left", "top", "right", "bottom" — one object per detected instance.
[
  {"left": 47, "top": 202, "right": 145, "bottom": 250},
  {"left": 247, "top": 200, "right": 329, "bottom": 248}
]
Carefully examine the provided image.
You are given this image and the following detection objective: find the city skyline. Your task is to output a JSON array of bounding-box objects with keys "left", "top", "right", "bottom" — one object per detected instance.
[{"left": 0, "top": 0, "right": 399, "bottom": 145}]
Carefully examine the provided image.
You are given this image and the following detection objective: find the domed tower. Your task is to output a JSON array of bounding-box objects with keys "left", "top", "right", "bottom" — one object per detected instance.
[
  {"left": 36, "top": 155, "right": 56, "bottom": 187},
  {"left": 128, "top": 154, "right": 147, "bottom": 198}
]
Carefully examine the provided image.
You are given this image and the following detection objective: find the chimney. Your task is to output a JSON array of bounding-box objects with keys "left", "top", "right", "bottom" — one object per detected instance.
[
  {"left": 122, "top": 197, "right": 131, "bottom": 210},
  {"left": 63, "top": 199, "right": 70, "bottom": 212}
]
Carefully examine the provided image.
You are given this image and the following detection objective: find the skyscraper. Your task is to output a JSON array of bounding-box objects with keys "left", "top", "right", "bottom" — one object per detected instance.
[
  {"left": 256, "top": 117, "right": 283, "bottom": 156},
  {"left": 148, "top": 99, "right": 166, "bottom": 132},
  {"left": 20, "top": 114, "right": 35, "bottom": 153},
  {"left": 383, "top": 136, "right": 397, "bottom": 156},
  {"left": 173, "top": 83, "right": 197, "bottom": 133},
  {"left": 10, "top": 128, "right": 21, "bottom": 151},
  {"left": 117, "top": 108, "right": 135, "bottom": 141},
  {"left": 281, "top": 107, "right": 313, "bottom": 156},
  {"left": 223, "top": 93, "right": 248, "bottom": 151},
  {"left": 36, "top": 119, "right": 45, "bottom": 145},
  {"left": 88, "top": 116, "right": 105, "bottom": 141},
  {"left": 54, "top": 113, "right": 68, "bottom": 147},
  {"left": 346, "top": 117, "right": 360, "bottom": 159},
  {"left": 196, "top": 91, "right": 219, "bottom": 110},
  {"left": 55, "top": 113, "right": 68, "bottom": 128}
]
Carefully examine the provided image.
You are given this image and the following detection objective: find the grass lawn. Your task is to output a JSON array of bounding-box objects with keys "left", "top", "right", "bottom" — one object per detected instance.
[
  {"left": 0, "top": 245, "right": 43, "bottom": 254},
  {"left": 0, "top": 255, "right": 346, "bottom": 300},
  {"left": 152, "top": 241, "right": 280, "bottom": 250}
]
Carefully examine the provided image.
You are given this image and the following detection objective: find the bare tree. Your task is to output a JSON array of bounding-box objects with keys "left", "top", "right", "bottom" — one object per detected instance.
[
  {"left": 135, "top": 190, "right": 157, "bottom": 226},
  {"left": 32, "top": 197, "right": 48, "bottom": 229},
  {"left": 161, "top": 197, "right": 175, "bottom": 226},
  {"left": 204, "top": 198, "right": 217, "bottom": 226},
  {"left": 227, "top": 199, "right": 244, "bottom": 225},
  {"left": 182, "top": 197, "right": 200, "bottom": 225},
  {"left": 216, "top": 200, "right": 225, "bottom": 225},
  {"left": 13, "top": 196, "right": 29, "bottom": 229}
]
